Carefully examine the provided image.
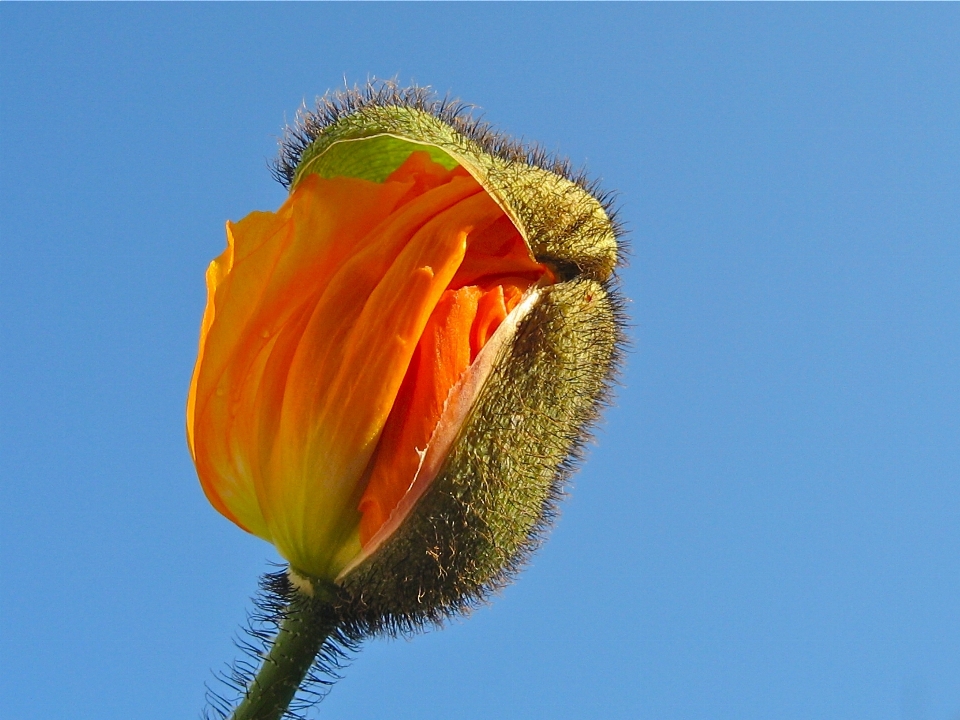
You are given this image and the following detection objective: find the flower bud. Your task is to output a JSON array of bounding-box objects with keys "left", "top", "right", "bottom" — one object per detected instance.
[{"left": 187, "top": 82, "right": 624, "bottom": 633}]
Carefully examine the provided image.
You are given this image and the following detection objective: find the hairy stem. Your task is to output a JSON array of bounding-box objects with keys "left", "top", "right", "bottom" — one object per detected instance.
[{"left": 230, "top": 582, "right": 338, "bottom": 720}]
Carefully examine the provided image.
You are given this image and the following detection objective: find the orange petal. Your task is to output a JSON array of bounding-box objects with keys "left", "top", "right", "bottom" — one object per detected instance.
[
  {"left": 189, "top": 173, "right": 418, "bottom": 538},
  {"left": 188, "top": 150, "right": 552, "bottom": 579}
]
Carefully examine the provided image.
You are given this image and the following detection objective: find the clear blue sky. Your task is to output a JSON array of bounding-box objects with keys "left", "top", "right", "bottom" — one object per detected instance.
[{"left": 2, "top": 5, "right": 959, "bottom": 720}]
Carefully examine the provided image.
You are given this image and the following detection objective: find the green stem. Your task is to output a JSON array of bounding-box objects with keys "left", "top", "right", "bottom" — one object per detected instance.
[{"left": 230, "top": 583, "right": 338, "bottom": 720}]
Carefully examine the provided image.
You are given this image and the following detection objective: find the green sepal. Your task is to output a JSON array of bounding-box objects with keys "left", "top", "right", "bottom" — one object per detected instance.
[
  {"left": 338, "top": 278, "right": 621, "bottom": 631},
  {"left": 290, "top": 104, "right": 619, "bottom": 283}
]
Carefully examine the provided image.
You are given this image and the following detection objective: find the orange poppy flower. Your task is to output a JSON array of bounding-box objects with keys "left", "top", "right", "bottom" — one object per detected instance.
[{"left": 187, "top": 152, "right": 550, "bottom": 580}]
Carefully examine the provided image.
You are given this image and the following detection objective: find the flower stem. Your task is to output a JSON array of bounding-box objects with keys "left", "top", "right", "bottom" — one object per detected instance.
[{"left": 230, "top": 582, "right": 338, "bottom": 720}]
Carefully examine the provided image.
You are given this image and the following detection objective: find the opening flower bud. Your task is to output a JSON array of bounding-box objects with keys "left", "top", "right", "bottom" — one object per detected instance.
[{"left": 188, "top": 83, "right": 624, "bottom": 630}]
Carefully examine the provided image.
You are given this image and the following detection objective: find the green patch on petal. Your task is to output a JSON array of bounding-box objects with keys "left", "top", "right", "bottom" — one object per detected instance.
[{"left": 296, "top": 134, "right": 458, "bottom": 184}]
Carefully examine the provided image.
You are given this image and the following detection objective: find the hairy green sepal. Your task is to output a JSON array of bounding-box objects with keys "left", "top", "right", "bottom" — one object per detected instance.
[
  {"left": 292, "top": 106, "right": 618, "bottom": 283},
  {"left": 339, "top": 278, "right": 618, "bottom": 630}
]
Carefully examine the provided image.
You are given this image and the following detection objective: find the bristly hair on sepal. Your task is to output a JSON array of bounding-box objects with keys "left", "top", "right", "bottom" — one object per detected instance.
[
  {"left": 270, "top": 77, "right": 626, "bottom": 250},
  {"left": 201, "top": 569, "right": 361, "bottom": 720}
]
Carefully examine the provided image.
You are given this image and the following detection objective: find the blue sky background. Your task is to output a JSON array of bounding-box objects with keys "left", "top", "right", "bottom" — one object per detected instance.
[{"left": 2, "top": 4, "right": 959, "bottom": 720}]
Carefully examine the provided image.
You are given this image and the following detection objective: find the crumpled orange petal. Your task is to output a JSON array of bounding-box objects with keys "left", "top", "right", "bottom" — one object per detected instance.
[{"left": 188, "top": 151, "right": 549, "bottom": 578}]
